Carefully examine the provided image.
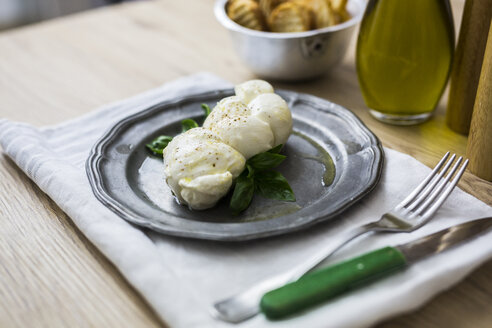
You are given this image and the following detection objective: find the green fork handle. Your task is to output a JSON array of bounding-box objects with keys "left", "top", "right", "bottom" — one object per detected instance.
[{"left": 260, "top": 247, "right": 407, "bottom": 320}]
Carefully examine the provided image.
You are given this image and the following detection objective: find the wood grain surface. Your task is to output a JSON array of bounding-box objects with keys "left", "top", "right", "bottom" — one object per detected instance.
[
  {"left": 446, "top": 0, "right": 492, "bottom": 135},
  {"left": 0, "top": 0, "right": 491, "bottom": 327},
  {"left": 467, "top": 21, "right": 492, "bottom": 181}
]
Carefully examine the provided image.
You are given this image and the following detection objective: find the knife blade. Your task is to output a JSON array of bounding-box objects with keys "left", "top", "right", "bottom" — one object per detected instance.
[{"left": 260, "top": 217, "right": 492, "bottom": 320}]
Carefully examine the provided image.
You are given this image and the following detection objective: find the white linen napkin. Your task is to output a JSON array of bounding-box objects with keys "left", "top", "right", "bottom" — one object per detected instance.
[{"left": 1, "top": 73, "right": 491, "bottom": 328}]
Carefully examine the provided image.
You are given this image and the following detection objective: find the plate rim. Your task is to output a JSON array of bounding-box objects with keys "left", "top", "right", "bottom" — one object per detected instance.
[{"left": 86, "top": 88, "right": 384, "bottom": 241}]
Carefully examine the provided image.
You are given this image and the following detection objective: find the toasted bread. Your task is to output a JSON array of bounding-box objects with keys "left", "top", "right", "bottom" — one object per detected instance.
[
  {"left": 228, "top": 0, "right": 267, "bottom": 31},
  {"left": 259, "top": 0, "right": 289, "bottom": 19},
  {"left": 296, "top": 0, "right": 336, "bottom": 28},
  {"left": 268, "top": 2, "right": 312, "bottom": 32},
  {"left": 329, "top": 0, "right": 350, "bottom": 24}
]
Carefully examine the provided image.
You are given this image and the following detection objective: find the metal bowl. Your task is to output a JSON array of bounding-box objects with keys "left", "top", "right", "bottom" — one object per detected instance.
[{"left": 214, "top": 0, "right": 365, "bottom": 81}]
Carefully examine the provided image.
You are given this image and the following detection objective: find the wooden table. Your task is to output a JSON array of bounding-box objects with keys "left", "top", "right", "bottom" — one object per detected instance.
[{"left": 1, "top": 0, "right": 491, "bottom": 327}]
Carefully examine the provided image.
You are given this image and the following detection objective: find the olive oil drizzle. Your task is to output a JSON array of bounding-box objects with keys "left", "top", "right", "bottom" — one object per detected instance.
[{"left": 293, "top": 131, "right": 336, "bottom": 186}]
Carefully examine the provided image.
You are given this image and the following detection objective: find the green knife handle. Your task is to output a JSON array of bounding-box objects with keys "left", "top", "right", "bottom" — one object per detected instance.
[{"left": 260, "top": 247, "right": 407, "bottom": 320}]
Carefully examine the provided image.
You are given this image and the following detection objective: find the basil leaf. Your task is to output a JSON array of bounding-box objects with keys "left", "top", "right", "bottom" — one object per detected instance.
[
  {"left": 247, "top": 152, "right": 286, "bottom": 171},
  {"left": 268, "top": 144, "right": 283, "bottom": 154},
  {"left": 255, "top": 171, "right": 295, "bottom": 202},
  {"left": 146, "top": 135, "right": 173, "bottom": 155},
  {"left": 181, "top": 119, "right": 199, "bottom": 132},
  {"left": 243, "top": 164, "right": 254, "bottom": 178},
  {"left": 230, "top": 174, "right": 255, "bottom": 214},
  {"left": 201, "top": 103, "right": 211, "bottom": 117}
]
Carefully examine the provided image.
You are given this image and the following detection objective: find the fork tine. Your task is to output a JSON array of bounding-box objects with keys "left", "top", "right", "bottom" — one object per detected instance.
[
  {"left": 420, "top": 159, "right": 469, "bottom": 220},
  {"left": 412, "top": 156, "right": 463, "bottom": 216},
  {"left": 404, "top": 153, "right": 456, "bottom": 212},
  {"left": 395, "top": 151, "right": 450, "bottom": 210}
]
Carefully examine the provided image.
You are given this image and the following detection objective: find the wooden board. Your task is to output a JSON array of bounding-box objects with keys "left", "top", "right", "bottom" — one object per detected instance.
[{"left": 0, "top": 0, "right": 491, "bottom": 327}]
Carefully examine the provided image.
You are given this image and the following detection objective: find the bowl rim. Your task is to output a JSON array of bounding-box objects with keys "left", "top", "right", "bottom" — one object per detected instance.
[{"left": 214, "top": 0, "right": 366, "bottom": 39}]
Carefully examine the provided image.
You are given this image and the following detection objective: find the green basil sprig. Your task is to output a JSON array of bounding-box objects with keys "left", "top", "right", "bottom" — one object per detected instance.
[
  {"left": 181, "top": 118, "right": 199, "bottom": 132},
  {"left": 230, "top": 165, "right": 255, "bottom": 214},
  {"left": 247, "top": 150, "right": 286, "bottom": 171},
  {"left": 146, "top": 135, "right": 173, "bottom": 155},
  {"left": 201, "top": 103, "right": 211, "bottom": 117},
  {"left": 267, "top": 144, "right": 282, "bottom": 154},
  {"left": 146, "top": 103, "right": 212, "bottom": 155},
  {"left": 255, "top": 170, "right": 295, "bottom": 202},
  {"left": 230, "top": 145, "right": 295, "bottom": 214}
]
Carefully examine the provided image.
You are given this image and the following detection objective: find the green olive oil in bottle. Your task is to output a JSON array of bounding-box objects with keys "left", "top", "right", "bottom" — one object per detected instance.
[{"left": 356, "top": 0, "right": 455, "bottom": 124}]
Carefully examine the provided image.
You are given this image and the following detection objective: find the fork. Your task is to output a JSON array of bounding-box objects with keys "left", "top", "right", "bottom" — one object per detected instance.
[{"left": 212, "top": 152, "right": 469, "bottom": 323}]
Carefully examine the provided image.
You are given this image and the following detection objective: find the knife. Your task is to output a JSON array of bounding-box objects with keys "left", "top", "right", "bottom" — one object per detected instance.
[{"left": 260, "top": 217, "right": 492, "bottom": 320}]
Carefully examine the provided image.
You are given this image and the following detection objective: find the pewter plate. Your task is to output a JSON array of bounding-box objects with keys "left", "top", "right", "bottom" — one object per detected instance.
[{"left": 86, "top": 89, "right": 383, "bottom": 241}]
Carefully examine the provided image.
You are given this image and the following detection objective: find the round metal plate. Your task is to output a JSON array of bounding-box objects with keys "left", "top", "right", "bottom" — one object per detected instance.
[{"left": 86, "top": 89, "right": 383, "bottom": 241}]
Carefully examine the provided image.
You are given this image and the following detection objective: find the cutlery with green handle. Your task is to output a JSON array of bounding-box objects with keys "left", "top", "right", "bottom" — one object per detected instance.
[{"left": 260, "top": 217, "right": 492, "bottom": 320}]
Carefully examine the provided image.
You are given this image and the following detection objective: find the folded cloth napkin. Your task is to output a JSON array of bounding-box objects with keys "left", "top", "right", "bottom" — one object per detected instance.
[{"left": 1, "top": 73, "right": 491, "bottom": 328}]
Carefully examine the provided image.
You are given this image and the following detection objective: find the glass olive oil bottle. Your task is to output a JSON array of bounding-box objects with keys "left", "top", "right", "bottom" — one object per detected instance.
[{"left": 356, "top": 0, "right": 454, "bottom": 124}]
